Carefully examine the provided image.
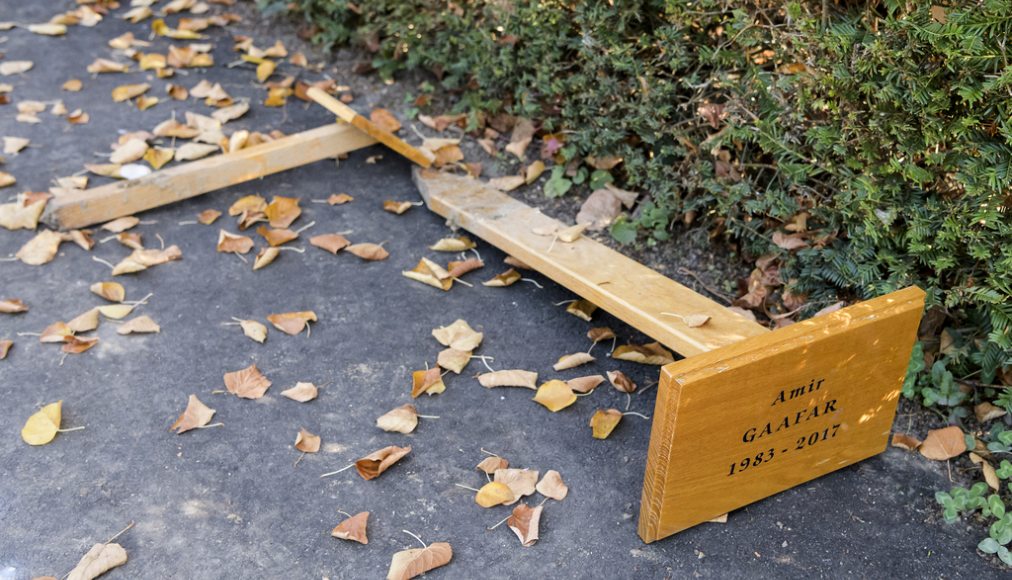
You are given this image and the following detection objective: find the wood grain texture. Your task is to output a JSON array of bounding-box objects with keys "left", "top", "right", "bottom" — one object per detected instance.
[
  {"left": 306, "top": 87, "right": 433, "bottom": 168},
  {"left": 44, "top": 123, "right": 377, "bottom": 230},
  {"left": 638, "top": 286, "right": 925, "bottom": 542},
  {"left": 414, "top": 169, "right": 769, "bottom": 357}
]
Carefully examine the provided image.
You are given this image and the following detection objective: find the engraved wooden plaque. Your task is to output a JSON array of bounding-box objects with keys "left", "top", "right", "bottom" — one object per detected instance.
[{"left": 638, "top": 286, "right": 925, "bottom": 543}]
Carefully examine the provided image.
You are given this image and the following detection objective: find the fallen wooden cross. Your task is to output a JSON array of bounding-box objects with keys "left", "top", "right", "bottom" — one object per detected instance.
[{"left": 41, "top": 98, "right": 925, "bottom": 544}]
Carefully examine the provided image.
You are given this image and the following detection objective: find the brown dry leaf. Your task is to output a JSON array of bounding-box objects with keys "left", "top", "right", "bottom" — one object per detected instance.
[
  {"left": 63, "top": 79, "right": 83, "bottom": 91},
  {"left": 590, "top": 408, "right": 623, "bottom": 439},
  {"left": 281, "top": 382, "right": 318, "bottom": 402},
  {"left": 212, "top": 101, "right": 249, "bottom": 124},
  {"left": 436, "top": 348, "right": 471, "bottom": 374},
  {"left": 171, "top": 394, "right": 215, "bottom": 434},
  {"left": 376, "top": 403, "right": 419, "bottom": 434},
  {"left": 477, "top": 370, "right": 538, "bottom": 389},
  {"left": 447, "top": 258, "right": 484, "bottom": 279},
  {"left": 89, "top": 282, "right": 125, "bottom": 303},
  {"left": 553, "top": 352, "right": 595, "bottom": 371},
  {"left": 232, "top": 319, "right": 267, "bottom": 344},
  {"left": 63, "top": 336, "right": 99, "bottom": 354},
  {"left": 175, "top": 142, "right": 219, "bottom": 161},
  {"left": 682, "top": 313, "right": 711, "bottom": 328},
  {"left": 87, "top": 58, "right": 130, "bottom": 74},
  {"left": 309, "top": 233, "right": 350, "bottom": 255},
  {"left": 257, "top": 225, "right": 298, "bottom": 247},
  {"left": 66, "top": 542, "right": 128, "bottom": 580},
  {"left": 536, "top": 470, "right": 568, "bottom": 500},
  {"left": 919, "top": 426, "right": 967, "bottom": 461},
  {"left": 612, "top": 342, "right": 674, "bottom": 365},
  {"left": 224, "top": 363, "right": 271, "bottom": 399},
  {"left": 40, "top": 321, "right": 73, "bottom": 343},
  {"left": 0, "top": 172, "right": 16, "bottom": 189},
  {"left": 144, "top": 147, "right": 173, "bottom": 170},
  {"left": 386, "top": 542, "right": 452, "bottom": 580},
  {"left": 525, "top": 160, "right": 546, "bottom": 184},
  {"left": 264, "top": 87, "right": 292, "bottom": 107},
  {"left": 265, "top": 196, "right": 301, "bottom": 228},
  {"left": 587, "top": 327, "right": 615, "bottom": 342},
  {"left": 487, "top": 175, "right": 525, "bottom": 192},
  {"left": 429, "top": 236, "right": 475, "bottom": 252},
  {"left": 505, "top": 118, "right": 535, "bottom": 159},
  {"left": 137, "top": 95, "right": 160, "bottom": 111},
  {"left": 68, "top": 308, "right": 100, "bottom": 333},
  {"left": 567, "top": 374, "right": 605, "bottom": 394},
  {"left": 0, "top": 193, "right": 47, "bottom": 230},
  {"left": 112, "top": 245, "right": 182, "bottom": 276},
  {"left": 27, "top": 23, "right": 66, "bottom": 37},
  {"left": 331, "top": 511, "right": 369, "bottom": 544},
  {"left": 772, "top": 231, "right": 809, "bottom": 251},
  {"left": 507, "top": 503, "right": 542, "bottom": 547},
  {"left": 194, "top": 209, "right": 221, "bottom": 225},
  {"left": 891, "top": 433, "right": 921, "bottom": 451},
  {"left": 533, "top": 380, "right": 576, "bottom": 412},
  {"left": 477, "top": 456, "right": 509, "bottom": 474},
  {"left": 256, "top": 60, "right": 276, "bottom": 83},
  {"left": 0, "top": 298, "right": 29, "bottom": 314},
  {"left": 167, "top": 83, "right": 188, "bottom": 100},
  {"left": 432, "top": 319, "right": 483, "bottom": 351},
  {"left": 494, "top": 468, "right": 539, "bottom": 505},
  {"left": 403, "top": 258, "right": 453, "bottom": 291},
  {"left": 344, "top": 243, "right": 389, "bottom": 261},
  {"left": 576, "top": 188, "right": 624, "bottom": 230},
  {"left": 384, "top": 200, "right": 415, "bottom": 215},
  {"left": 327, "top": 193, "right": 354, "bottom": 205},
  {"left": 101, "top": 216, "right": 140, "bottom": 233},
  {"left": 607, "top": 370, "right": 637, "bottom": 393},
  {"left": 565, "top": 299, "right": 597, "bottom": 321},
  {"left": 483, "top": 268, "right": 521, "bottom": 287},
  {"left": 0, "top": 339, "right": 12, "bottom": 360},
  {"left": 355, "top": 445, "right": 411, "bottom": 480},
  {"left": 16, "top": 230, "right": 64, "bottom": 265},
  {"left": 411, "top": 367, "right": 446, "bottom": 398},
  {"left": 295, "top": 428, "right": 321, "bottom": 453},
  {"left": 111, "top": 83, "right": 150, "bottom": 102},
  {"left": 475, "top": 481, "right": 514, "bottom": 508},
  {"left": 975, "top": 402, "right": 1007, "bottom": 423},
  {"left": 557, "top": 223, "right": 587, "bottom": 243},
  {"left": 217, "top": 230, "right": 254, "bottom": 254},
  {"left": 267, "top": 311, "right": 317, "bottom": 335},
  {"left": 370, "top": 108, "right": 401, "bottom": 133},
  {"left": 117, "top": 315, "right": 160, "bottom": 335},
  {"left": 228, "top": 194, "right": 267, "bottom": 217}
]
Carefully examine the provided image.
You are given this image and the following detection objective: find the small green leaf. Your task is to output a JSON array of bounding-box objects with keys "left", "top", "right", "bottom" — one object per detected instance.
[{"left": 979, "top": 537, "right": 1001, "bottom": 554}]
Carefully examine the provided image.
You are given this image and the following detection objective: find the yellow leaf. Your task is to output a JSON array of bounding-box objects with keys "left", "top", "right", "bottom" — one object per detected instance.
[
  {"left": 98, "top": 304, "right": 135, "bottom": 320},
  {"left": 475, "top": 481, "right": 514, "bottom": 508},
  {"left": 21, "top": 401, "right": 62, "bottom": 445},
  {"left": 143, "top": 146, "right": 174, "bottom": 170},
  {"left": 111, "top": 83, "right": 150, "bottom": 102},
  {"left": 256, "top": 60, "right": 276, "bottom": 83},
  {"left": 533, "top": 380, "right": 576, "bottom": 412},
  {"left": 28, "top": 23, "right": 66, "bottom": 36},
  {"left": 590, "top": 408, "right": 623, "bottom": 439}
]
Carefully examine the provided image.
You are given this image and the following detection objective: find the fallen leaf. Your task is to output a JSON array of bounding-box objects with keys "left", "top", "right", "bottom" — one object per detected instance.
[
  {"left": 975, "top": 402, "right": 1007, "bottom": 423},
  {"left": 309, "top": 233, "right": 350, "bottom": 254},
  {"left": 355, "top": 445, "right": 411, "bottom": 480},
  {"left": 386, "top": 542, "right": 452, "bottom": 580},
  {"left": 267, "top": 311, "right": 317, "bottom": 335},
  {"left": 476, "top": 370, "right": 539, "bottom": 389},
  {"left": 432, "top": 319, "right": 483, "bottom": 351},
  {"left": 536, "top": 470, "right": 568, "bottom": 500},
  {"left": 101, "top": 216, "right": 140, "bottom": 233},
  {"left": 3, "top": 136, "right": 29, "bottom": 154},
  {"left": 265, "top": 196, "right": 301, "bottom": 228},
  {"left": 40, "top": 321, "right": 73, "bottom": 343},
  {"left": 89, "top": 282, "right": 125, "bottom": 303},
  {"left": 223, "top": 364, "right": 271, "bottom": 399},
  {"left": 565, "top": 299, "right": 597, "bottom": 321},
  {"left": 175, "top": 142, "right": 218, "bottom": 161},
  {"left": 171, "top": 394, "right": 215, "bottom": 434},
  {"left": 576, "top": 188, "right": 623, "bottom": 230},
  {"left": 63, "top": 79, "right": 83, "bottom": 91},
  {"left": 474, "top": 481, "right": 514, "bottom": 508},
  {"left": 327, "top": 193, "right": 354, "bottom": 205},
  {"left": 0, "top": 193, "right": 47, "bottom": 230},
  {"left": 553, "top": 352, "right": 595, "bottom": 371},
  {"left": 111, "top": 83, "right": 150, "bottom": 102},
  {"left": 607, "top": 370, "right": 637, "bottom": 393},
  {"left": 477, "top": 456, "right": 509, "bottom": 474},
  {"left": 295, "top": 428, "right": 321, "bottom": 453},
  {"left": 16, "top": 230, "right": 64, "bottom": 265},
  {"left": 257, "top": 225, "right": 298, "bottom": 247},
  {"left": 217, "top": 230, "right": 254, "bottom": 254},
  {"left": 507, "top": 503, "right": 542, "bottom": 547},
  {"left": 772, "top": 231, "right": 808, "bottom": 250},
  {"left": 590, "top": 408, "right": 622, "bottom": 439},
  {"left": 118, "top": 315, "right": 160, "bottom": 334},
  {"left": 612, "top": 342, "right": 675, "bottom": 365},
  {"left": 683, "top": 313, "right": 711, "bottom": 327},
  {"left": 403, "top": 258, "right": 453, "bottom": 291},
  {"left": 557, "top": 223, "right": 587, "bottom": 243},
  {"left": 370, "top": 108, "right": 401, "bottom": 133},
  {"left": 68, "top": 308, "right": 100, "bottom": 333},
  {"left": 281, "top": 382, "right": 318, "bottom": 402},
  {"left": 331, "top": 511, "right": 369, "bottom": 544},
  {"left": 63, "top": 336, "right": 99, "bottom": 354},
  {"left": 533, "top": 380, "right": 577, "bottom": 412},
  {"left": 0, "top": 298, "right": 29, "bottom": 314},
  {"left": 436, "top": 348, "right": 471, "bottom": 374},
  {"left": 0, "top": 61, "right": 34, "bottom": 75},
  {"left": 482, "top": 268, "right": 521, "bottom": 287},
  {"left": 505, "top": 117, "right": 535, "bottom": 159},
  {"left": 411, "top": 367, "right": 446, "bottom": 398},
  {"left": 919, "top": 425, "right": 967, "bottom": 461},
  {"left": 890, "top": 433, "right": 921, "bottom": 451},
  {"left": 21, "top": 401, "right": 63, "bottom": 445},
  {"left": 256, "top": 60, "right": 276, "bottom": 82},
  {"left": 588, "top": 329, "right": 614, "bottom": 344},
  {"left": 66, "top": 542, "right": 128, "bottom": 580},
  {"left": 97, "top": 304, "right": 135, "bottom": 320},
  {"left": 212, "top": 101, "right": 249, "bottom": 124},
  {"left": 0, "top": 172, "right": 15, "bottom": 189},
  {"left": 110, "top": 139, "right": 148, "bottom": 164},
  {"left": 447, "top": 258, "right": 484, "bottom": 278},
  {"left": 0, "top": 339, "right": 12, "bottom": 360},
  {"left": 487, "top": 175, "right": 525, "bottom": 192},
  {"left": 567, "top": 374, "right": 606, "bottom": 393},
  {"left": 494, "top": 468, "right": 539, "bottom": 505},
  {"left": 345, "top": 243, "right": 389, "bottom": 261},
  {"left": 377, "top": 404, "right": 419, "bottom": 434},
  {"left": 112, "top": 245, "right": 182, "bottom": 275},
  {"left": 429, "top": 236, "right": 475, "bottom": 252}
]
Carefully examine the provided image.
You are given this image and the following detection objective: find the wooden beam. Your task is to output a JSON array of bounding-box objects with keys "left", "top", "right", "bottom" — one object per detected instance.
[
  {"left": 43, "top": 123, "right": 377, "bottom": 230},
  {"left": 413, "top": 169, "right": 769, "bottom": 358},
  {"left": 306, "top": 87, "right": 433, "bottom": 168}
]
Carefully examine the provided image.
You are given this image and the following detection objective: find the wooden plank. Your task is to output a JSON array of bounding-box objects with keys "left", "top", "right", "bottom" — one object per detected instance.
[
  {"left": 638, "top": 286, "right": 925, "bottom": 542},
  {"left": 307, "top": 87, "right": 433, "bottom": 168},
  {"left": 414, "top": 169, "right": 768, "bottom": 358},
  {"left": 43, "top": 123, "right": 377, "bottom": 230}
]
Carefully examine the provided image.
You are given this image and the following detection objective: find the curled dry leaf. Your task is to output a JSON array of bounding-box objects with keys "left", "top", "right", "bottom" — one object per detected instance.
[
  {"left": 63, "top": 336, "right": 99, "bottom": 355},
  {"left": 327, "top": 193, "right": 354, "bottom": 205},
  {"left": 567, "top": 374, "right": 605, "bottom": 394},
  {"left": 494, "top": 468, "right": 539, "bottom": 505},
  {"left": 217, "top": 230, "right": 254, "bottom": 254},
  {"left": 590, "top": 408, "right": 623, "bottom": 439},
  {"left": 384, "top": 200, "right": 414, "bottom": 215},
  {"left": 110, "top": 140, "right": 149, "bottom": 165},
  {"left": 554, "top": 352, "right": 595, "bottom": 371},
  {"left": 281, "top": 382, "right": 318, "bottom": 402},
  {"left": 332, "top": 511, "right": 369, "bottom": 544},
  {"left": 97, "top": 304, "right": 135, "bottom": 320},
  {"left": 118, "top": 315, "right": 160, "bottom": 334},
  {"left": 607, "top": 370, "right": 637, "bottom": 393},
  {"left": 41, "top": 321, "right": 73, "bottom": 343},
  {"left": 386, "top": 542, "right": 452, "bottom": 580},
  {"left": 67, "top": 542, "right": 128, "bottom": 580},
  {"left": 890, "top": 433, "right": 921, "bottom": 451},
  {"left": 171, "top": 394, "right": 215, "bottom": 434},
  {"left": 919, "top": 425, "right": 967, "bottom": 461},
  {"left": 253, "top": 247, "right": 280, "bottom": 271},
  {"left": 197, "top": 209, "right": 222, "bottom": 225},
  {"left": 447, "top": 258, "right": 484, "bottom": 279},
  {"left": 432, "top": 319, "right": 483, "bottom": 351},
  {"left": 295, "top": 428, "right": 321, "bottom": 453},
  {"left": 212, "top": 101, "right": 249, "bottom": 124},
  {"left": 309, "top": 233, "right": 350, "bottom": 254},
  {"left": 482, "top": 268, "right": 521, "bottom": 287},
  {"left": 507, "top": 503, "right": 542, "bottom": 547},
  {"left": 430, "top": 236, "right": 475, "bottom": 252},
  {"left": 176, "top": 142, "right": 219, "bottom": 161},
  {"left": 265, "top": 196, "right": 301, "bottom": 229},
  {"left": 236, "top": 319, "right": 267, "bottom": 344},
  {"left": 68, "top": 308, "right": 100, "bottom": 333},
  {"left": 477, "top": 370, "right": 538, "bottom": 390},
  {"left": 0, "top": 339, "right": 12, "bottom": 360},
  {"left": 229, "top": 195, "right": 267, "bottom": 216},
  {"left": 267, "top": 311, "right": 317, "bottom": 335},
  {"left": 376, "top": 404, "right": 419, "bottom": 434},
  {"left": 3, "top": 136, "right": 30, "bottom": 155},
  {"left": 477, "top": 456, "right": 509, "bottom": 474},
  {"left": 370, "top": 108, "right": 401, "bottom": 133},
  {"left": 536, "top": 470, "right": 569, "bottom": 500},
  {"left": 975, "top": 402, "right": 1007, "bottom": 423},
  {"left": 0, "top": 298, "right": 29, "bottom": 314},
  {"left": 403, "top": 258, "right": 453, "bottom": 291},
  {"left": 612, "top": 342, "right": 675, "bottom": 365},
  {"left": 436, "top": 348, "right": 471, "bottom": 374},
  {"left": 566, "top": 299, "right": 597, "bottom": 321},
  {"left": 411, "top": 367, "right": 446, "bottom": 398},
  {"left": 224, "top": 364, "right": 271, "bottom": 399},
  {"left": 534, "top": 380, "right": 577, "bottom": 412},
  {"left": 90, "top": 282, "right": 125, "bottom": 302},
  {"left": 475, "top": 482, "right": 514, "bottom": 508},
  {"left": 355, "top": 445, "right": 411, "bottom": 480},
  {"left": 111, "top": 83, "right": 150, "bottom": 102},
  {"left": 21, "top": 401, "right": 63, "bottom": 445},
  {"left": 112, "top": 245, "right": 182, "bottom": 276},
  {"left": 144, "top": 147, "right": 173, "bottom": 170},
  {"left": 346, "top": 243, "right": 389, "bottom": 261}
]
